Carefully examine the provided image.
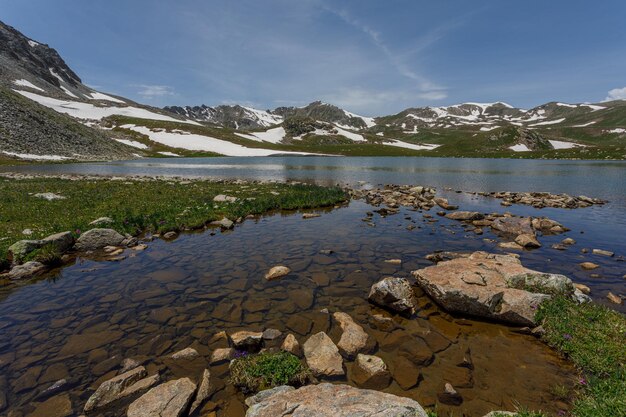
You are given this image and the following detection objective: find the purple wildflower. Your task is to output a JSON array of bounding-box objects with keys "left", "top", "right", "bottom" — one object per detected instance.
[
  {"left": 563, "top": 333, "right": 573, "bottom": 340},
  {"left": 578, "top": 377, "right": 587, "bottom": 385}
]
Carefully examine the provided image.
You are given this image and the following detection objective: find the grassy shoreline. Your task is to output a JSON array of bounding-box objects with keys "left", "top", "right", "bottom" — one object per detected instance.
[{"left": 0, "top": 174, "right": 347, "bottom": 269}]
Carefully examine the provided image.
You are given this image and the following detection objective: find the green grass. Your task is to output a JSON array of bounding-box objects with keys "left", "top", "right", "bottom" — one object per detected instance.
[
  {"left": 0, "top": 176, "right": 347, "bottom": 269},
  {"left": 229, "top": 351, "right": 311, "bottom": 393},
  {"left": 536, "top": 296, "right": 626, "bottom": 417}
]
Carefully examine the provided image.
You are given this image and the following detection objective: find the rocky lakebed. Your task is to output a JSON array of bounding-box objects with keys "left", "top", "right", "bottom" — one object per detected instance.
[{"left": 0, "top": 182, "right": 624, "bottom": 417}]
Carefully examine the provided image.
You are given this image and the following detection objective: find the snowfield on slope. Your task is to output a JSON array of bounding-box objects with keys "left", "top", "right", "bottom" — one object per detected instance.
[
  {"left": 15, "top": 90, "right": 201, "bottom": 125},
  {"left": 13, "top": 79, "right": 44, "bottom": 92},
  {"left": 121, "top": 125, "right": 319, "bottom": 156},
  {"left": 548, "top": 140, "right": 585, "bottom": 149},
  {"left": 381, "top": 140, "right": 440, "bottom": 151},
  {"left": 2, "top": 151, "right": 69, "bottom": 160}
]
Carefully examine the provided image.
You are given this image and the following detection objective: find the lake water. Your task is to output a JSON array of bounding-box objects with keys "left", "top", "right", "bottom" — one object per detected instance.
[{"left": 1, "top": 157, "right": 624, "bottom": 417}]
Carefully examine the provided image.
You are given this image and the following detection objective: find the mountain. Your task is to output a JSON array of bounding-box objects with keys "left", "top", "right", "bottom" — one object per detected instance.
[
  {"left": 1, "top": 19, "right": 625, "bottom": 161},
  {"left": 164, "top": 104, "right": 282, "bottom": 130}
]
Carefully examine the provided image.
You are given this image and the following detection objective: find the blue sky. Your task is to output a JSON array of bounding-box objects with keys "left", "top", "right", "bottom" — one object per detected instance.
[{"left": 2, "top": 0, "right": 626, "bottom": 115}]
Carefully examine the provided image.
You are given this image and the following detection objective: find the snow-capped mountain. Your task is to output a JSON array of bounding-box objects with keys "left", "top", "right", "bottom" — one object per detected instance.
[{"left": 163, "top": 104, "right": 283, "bottom": 130}]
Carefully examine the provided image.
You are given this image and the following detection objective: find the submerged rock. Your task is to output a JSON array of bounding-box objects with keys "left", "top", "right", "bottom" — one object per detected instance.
[
  {"left": 368, "top": 277, "right": 417, "bottom": 316},
  {"left": 264, "top": 265, "right": 291, "bottom": 281},
  {"left": 412, "top": 251, "right": 575, "bottom": 326},
  {"left": 245, "top": 383, "right": 428, "bottom": 417},
  {"left": 446, "top": 211, "right": 484, "bottom": 221},
  {"left": 84, "top": 366, "right": 158, "bottom": 412}
]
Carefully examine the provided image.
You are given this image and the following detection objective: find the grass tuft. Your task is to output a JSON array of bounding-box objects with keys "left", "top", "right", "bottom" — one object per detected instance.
[{"left": 229, "top": 351, "right": 311, "bottom": 394}]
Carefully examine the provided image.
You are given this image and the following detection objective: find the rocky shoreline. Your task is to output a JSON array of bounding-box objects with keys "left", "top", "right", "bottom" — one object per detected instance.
[{"left": 1, "top": 178, "right": 624, "bottom": 417}]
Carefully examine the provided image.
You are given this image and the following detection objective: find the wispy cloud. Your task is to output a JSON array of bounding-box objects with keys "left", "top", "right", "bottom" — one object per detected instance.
[
  {"left": 135, "top": 85, "right": 175, "bottom": 99},
  {"left": 605, "top": 86, "right": 626, "bottom": 101},
  {"left": 322, "top": 5, "right": 448, "bottom": 98}
]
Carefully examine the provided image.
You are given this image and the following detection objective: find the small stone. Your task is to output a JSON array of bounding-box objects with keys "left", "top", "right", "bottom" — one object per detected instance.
[
  {"left": 592, "top": 249, "right": 614, "bottom": 257},
  {"left": 607, "top": 292, "right": 623, "bottom": 305},
  {"left": 190, "top": 369, "right": 212, "bottom": 414},
  {"left": 562, "top": 238, "right": 576, "bottom": 245},
  {"left": 350, "top": 354, "right": 391, "bottom": 389},
  {"left": 7, "top": 261, "right": 47, "bottom": 280},
  {"left": 210, "top": 348, "right": 234, "bottom": 364},
  {"left": 384, "top": 259, "right": 402, "bottom": 265},
  {"left": 170, "top": 347, "right": 199, "bottom": 361},
  {"left": 368, "top": 277, "right": 417, "bottom": 316},
  {"left": 580, "top": 262, "right": 599, "bottom": 270},
  {"left": 163, "top": 231, "right": 178, "bottom": 239},
  {"left": 33, "top": 192, "right": 65, "bottom": 201},
  {"left": 230, "top": 331, "right": 263, "bottom": 350},
  {"left": 514, "top": 233, "right": 541, "bottom": 249},
  {"left": 302, "top": 213, "right": 321, "bottom": 219},
  {"left": 281, "top": 334, "right": 301, "bottom": 357},
  {"left": 210, "top": 217, "right": 234, "bottom": 229},
  {"left": 262, "top": 328, "right": 282, "bottom": 340},
  {"left": 264, "top": 265, "right": 291, "bottom": 280},
  {"left": 213, "top": 194, "right": 237, "bottom": 203},
  {"left": 574, "top": 283, "right": 591, "bottom": 294},
  {"left": 27, "top": 393, "right": 72, "bottom": 417},
  {"left": 302, "top": 332, "right": 344, "bottom": 377},
  {"left": 333, "top": 312, "right": 371, "bottom": 359},
  {"left": 84, "top": 366, "right": 148, "bottom": 412},
  {"left": 438, "top": 382, "right": 463, "bottom": 405}
]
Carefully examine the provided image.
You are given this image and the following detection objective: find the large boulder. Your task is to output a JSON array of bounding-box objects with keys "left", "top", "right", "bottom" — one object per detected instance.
[
  {"left": 412, "top": 252, "right": 574, "bottom": 326},
  {"left": 245, "top": 383, "right": 428, "bottom": 417},
  {"left": 127, "top": 378, "right": 196, "bottom": 417},
  {"left": 74, "top": 228, "right": 125, "bottom": 251},
  {"left": 491, "top": 217, "right": 533, "bottom": 236},
  {"left": 333, "top": 312, "right": 372, "bottom": 358},
  {"left": 42, "top": 231, "right": 74, "bottom": 253},
  {"left": 7, "top": 240, "right": 44, "bottom": 262},
  {"left": 302, "top": 332, "right": 344, "bottom": 377},
  {"left": 368, "top": 277, "right": 417, "bottom": 316}
]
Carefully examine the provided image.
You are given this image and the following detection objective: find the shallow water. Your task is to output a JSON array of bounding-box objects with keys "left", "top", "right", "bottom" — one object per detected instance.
[
  {"left": 2, "top": 200, "right": 604, "bottom": 417},
  {"left": 1, "top": 156, "right": 625, "bottom": 416}
]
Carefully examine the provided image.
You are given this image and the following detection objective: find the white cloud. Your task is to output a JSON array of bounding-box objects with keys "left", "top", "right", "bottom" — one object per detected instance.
[
  {"left": 605, "top": 87, "right": 626, "bottom": 101},
  {"left": 135, "top": 85, "right": 175, "bottom": 99}
]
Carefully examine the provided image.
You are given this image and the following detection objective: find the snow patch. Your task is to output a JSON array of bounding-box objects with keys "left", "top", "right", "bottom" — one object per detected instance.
[
  {"left": 334, "top": 126, "right": 366, "bottom": 142},
  {"left": 607, "top": 128, "right": 626, "bottom": 134},
  {"left": 480, "top": 126, "right": 499, "bottom": 132},
  {"left": 239, "top": 127, "right": 286, "bottom": 144},
  {"left": 382, "top": 140, "right": 440, "bottom": 151},
  {"left": 28, "top": 40, "right": 40, "bottom": 48},
  {"left": 556, "top": 102, "right": 577, "bottom": 108},
  {"left": 2, "top": 151, "right": 68, "bottom": 160},
  {"left": 158, "top": 152, "right": 180, "bottom": 157},
  {"left": 15, "top": 90, "right": 201, "bottom": 125},
  {"left": 60, "top": 86, "right": 79, "bottom": 98},
  {"left": 115, "top": 139, "right": 148, "bottom": 149},
  {"left": 509, "top": 144, "right": 531, "bottom": 152},
  {"left": 528, "top": 118, "right": 566, "bottom": 127},
  {"left": 13, "top": 79, "right": 44, "bottom": 92},
  {"left": 88, "top": 91, "right": 125, "bottom": 104},
  {"left": 241, "top": 107, "right": 283, "bottom": 127},
  {"left": 548, "top": 140, "right": 586, "bottom": 149},
  {"left": 571, "top": 121, "right": 596, "bottom": 127},
  {"left": 343, "top": 110, "right": 376, "bottom": 128}
]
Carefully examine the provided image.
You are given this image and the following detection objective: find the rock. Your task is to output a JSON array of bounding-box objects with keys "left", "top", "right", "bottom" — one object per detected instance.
[
  {"left": 391, "top": 356, "right": 420, "bottom": 390},
  {"left": 498, "top": 242, "right": 524, "bottom": 250},
  {"left": 89, "top": 217, "right": 114, "bottom": 226},
  {"left": 580, "top": 262, "right": 599, "bottom": 270},
  {"left": 84, "top": 366, "right": 158, "bottom": 412},
  {"left": 368, "top": 277, "right": 417, "bottom": 316},
  {"left": 262, "top": 328, "right": 282, "bottom": 340},
  {"left": 445, "top": 211, "right": 484, "bottom": 221},
  {"left": 213, "top": 194, "right": 237, "bottom": 203},
  {"left": 27, "top": 393, "right": 72, "bottom": 417},
  {"left": 8, "top": 239, "right": 44, "bottom": 262},
  {"left": 607, "top": 292, "right": 623, "bottom": 305},
  {"left": 127, "top": 378, "right": 197, "bottom": 417},
  {"left": 425, "top": 251, "right": 470, "bottom": 263},
  {"left": 42, "top": 231, "right": 74, "bottom": 253},
  {"left": 434, "top": 197, "right": 458, "bottom": 210},
  {"left": 230, "top": 331, "right": 263, "bottom": 350},
  {"left": 351, "top": 354, "right": 391, "bottom": 389},
  {"left": 562, "top": 238, "right": 576, "bottom": 245},
  {"left": 514, "top": 233, "right": 541, "bottom": 248},
  {"left": 412, "top": 252, "right": 574, "bottom": 326},
  {"left": 592, "top": 249, "right": 614, "bottom": 257},
  {"left": 170, "top": 347, "right": 199, "bottom": 361},
  {"left": 210, "top": 217, "right": 234, "bottom": 229},
  {"left": 574, "top": 283, "right": 591, "bottom": 294},
  {"left": 7, "top": 261, "right": 47, "bottom": 280},
  {"left": 482, "top": 412, "right": 517, "bottom": 417},
  {"left": 333, "top": 312, "right": 371, "bottom": 358},
  {"left": 573, "top": 288, "right": 592, "bottom": 304},
  {"left": 491, "top": 217, "right": 533, "bottom": 235},
  {"left": 244, "top": 383, "right": 428, "bottom": 417},
  {"left": 210, "top": 348, "right": 234, "bottom": 364},
  {"left": 302, "top": 213, "right": 321, "bottom": 219},
  {"left": 33, "top": 192, "right": 65, "bottom": 201},
  {"left": 190, "top": 369, "right": 212, "bottom": 414},
  {"left": 281, "top": 334, "right": 301, "bottom": 356},
  {"left": 302, "top": 332, "right": 344, "bottom": 377},
  {"left": 120, "top": 358, "right": 141, "bottom": 374},
  {"left": 264, "top": 265, "right": 291, "bottom": 281},
  {"left": 438, "top": 382, "right": 463, "bottom": 406},
  {"left": 245, "top": 386, "right": 295, "bottom": 407},
  {"left": 75, "top": 228, "right": 124, "bottom": 251},
  {"left": 384, "top": 259, "right": 402, "bottom": 265},
  {"left": 163, "top": 231, "right": 178, "bottom": 239}
]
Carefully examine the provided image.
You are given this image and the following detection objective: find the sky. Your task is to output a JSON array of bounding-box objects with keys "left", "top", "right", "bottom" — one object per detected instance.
[{"left": 2, "top": 0, "right": 626, "bottom": 116}]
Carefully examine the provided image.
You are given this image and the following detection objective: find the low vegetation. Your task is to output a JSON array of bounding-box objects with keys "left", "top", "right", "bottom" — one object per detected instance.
[
  {"left": 0, "top": 176, "right": 347, "bottom": 268},
  {"left": 536, "top": 296, "right": 626, "bottom": 417},
  {"left": 230, "top": 351, "right": 311, "bottom": 393}
]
